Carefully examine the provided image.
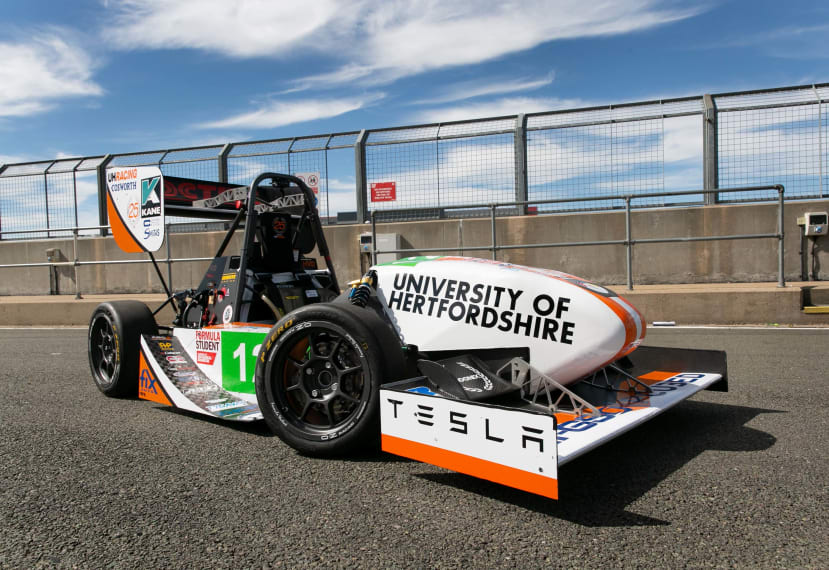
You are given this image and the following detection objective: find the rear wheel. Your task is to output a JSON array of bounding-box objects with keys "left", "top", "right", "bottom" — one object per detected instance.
[
  {"left": 256, "top": 304, "right": 386, "bottom": 456},
  {"left": 88, "top": 301, "right": 157, "bottom": 397}
]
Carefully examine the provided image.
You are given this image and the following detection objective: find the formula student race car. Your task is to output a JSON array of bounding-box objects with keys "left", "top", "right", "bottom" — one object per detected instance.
[{"left": 88, "top": 167, "right": 727, "bottom": 500}]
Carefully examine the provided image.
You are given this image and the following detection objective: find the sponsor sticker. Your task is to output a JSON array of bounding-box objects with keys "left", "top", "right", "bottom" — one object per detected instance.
[
  {"left": 196, "top": 351, "right": 217, "bottom": 365},
  {"left": 207, "top": 401, "right": 249, "bottom": 412},
  {"left": 386, "top": 272, "right": 576, "bottom": 344},
  {"left": 381, "top": 389, "right": 558, "bottom": 499}
]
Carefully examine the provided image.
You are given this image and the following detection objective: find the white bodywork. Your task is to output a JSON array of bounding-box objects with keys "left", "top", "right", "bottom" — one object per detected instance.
[{"left": 374, "top": 256, "right": 645, "bottom": 386}]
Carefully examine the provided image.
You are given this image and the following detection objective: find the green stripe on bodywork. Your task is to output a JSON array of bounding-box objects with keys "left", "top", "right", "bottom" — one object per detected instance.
[{"left": 377, "top": 256, "right": 445, "bottom": 267}]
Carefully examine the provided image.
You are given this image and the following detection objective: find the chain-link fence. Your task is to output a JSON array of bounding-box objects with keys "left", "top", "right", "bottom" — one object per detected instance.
[{"left": 1, "top": 82, "right": 827, "bottom": 239}]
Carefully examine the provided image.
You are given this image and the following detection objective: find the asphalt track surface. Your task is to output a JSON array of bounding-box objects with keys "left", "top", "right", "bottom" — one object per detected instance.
[{"left": 1, "top": 328, "right": 826, "bottom": 568}]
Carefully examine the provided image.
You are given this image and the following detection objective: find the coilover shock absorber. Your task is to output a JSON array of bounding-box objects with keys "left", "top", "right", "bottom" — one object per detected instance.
[{"left": 348, "top": 270, "right": 377, "bottom": 308}]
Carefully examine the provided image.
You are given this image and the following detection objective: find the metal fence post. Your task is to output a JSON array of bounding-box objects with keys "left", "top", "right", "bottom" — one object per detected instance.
[
  {"left": 702, "top": 94, "right": 719, "bottom": 204},
  {"left": 371, "top": 211, "right": 377, "bottom": 266},
  {"left": 73, "top": 228, "right": 82, "bottom": 299},
  {"left": 72, "top": 164, "right": 79, "bottom": 230},
  {"left": 43, "top": 169, "right": 51, "bottom": 239},
  {"left": 490, "top": 205, "right": 497, "bottom": 260},
  {"left": 514, "top": 114, "right": 528, "bottom": 215},
  {"left": 0, "top": 164, "right": 5, "bottom": 240},
  {"left": 96, "top": 154, "right": 113, "bottom": 237},
  {"left": 777, "top": 185, "right": 785, "bottom": 288},
  {"left": 218, "top": 143, "right": 232, "bottom": 183},
  {"left": 625, "top": 196, "right": 633, "bottom": 290},
  {"left": 813, "top": 86, "right": 824, "bottom": 198},
  {"left": 166, "top": 221, "right": 173, "bottom": 292},
  {"left": 354, "top": 130, "right": 369, "bottom": 223}
]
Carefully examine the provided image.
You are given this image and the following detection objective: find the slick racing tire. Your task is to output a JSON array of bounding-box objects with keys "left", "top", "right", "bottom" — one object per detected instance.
[
  {"left": 256, "top": 304, "right": 388, "bottom": 456},
  {"left": 88, "top": 301, "right": 158, "bottom": 397}
]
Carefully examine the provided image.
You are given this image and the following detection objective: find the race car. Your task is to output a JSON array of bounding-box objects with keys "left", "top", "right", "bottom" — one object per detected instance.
[{"left": 88, "top": 168, "right": 727, "bottom": 500}]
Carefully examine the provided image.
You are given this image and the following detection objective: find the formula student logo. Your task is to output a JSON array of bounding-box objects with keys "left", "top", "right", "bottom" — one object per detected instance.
[{"left": 140, "top": 176, "right": 162, "bottom": 217}]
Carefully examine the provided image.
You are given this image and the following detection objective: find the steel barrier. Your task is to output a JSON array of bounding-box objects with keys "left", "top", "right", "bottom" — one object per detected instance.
[
  {"left": 0, "top": 221, "right": 219, "bottom": 299},
  {"left": 0, "top": 184, "right": 790, "bottom": 296},
  {"left": 370, "top": 185, "right": 786, "bottom": 289}
]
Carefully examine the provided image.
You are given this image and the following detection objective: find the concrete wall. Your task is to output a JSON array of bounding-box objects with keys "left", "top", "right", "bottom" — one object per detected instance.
[{"left": 1, "top": 199, "right": 827, "bottom": 296}]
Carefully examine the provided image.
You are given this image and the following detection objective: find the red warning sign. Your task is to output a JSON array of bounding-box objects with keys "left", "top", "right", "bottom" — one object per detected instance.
[{"left": 371, "top": 181, "right": 396, "bottom": 202}]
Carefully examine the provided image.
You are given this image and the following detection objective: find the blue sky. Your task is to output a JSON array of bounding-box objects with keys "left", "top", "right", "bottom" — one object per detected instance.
[{"left": 1, "top": 0, "right": 827, "bottom": 166}]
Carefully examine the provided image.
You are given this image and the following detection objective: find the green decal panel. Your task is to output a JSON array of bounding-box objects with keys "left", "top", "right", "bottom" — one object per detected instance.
[
  {"left": 220, "top": 331, "right": 267, "bottom": 394},
  {"left": 378, "top": 256, "right": 444, "bottom": 267}
]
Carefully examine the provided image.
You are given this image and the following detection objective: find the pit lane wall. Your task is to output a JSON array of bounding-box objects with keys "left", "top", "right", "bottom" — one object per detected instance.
[{"left": 1, "top": 200, "right": 827, "bottom": 317}]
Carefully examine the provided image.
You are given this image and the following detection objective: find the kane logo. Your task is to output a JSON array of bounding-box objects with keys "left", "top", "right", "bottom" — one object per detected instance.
[{"left": 140, "top": 176, "right": 162, "bottom": 217}]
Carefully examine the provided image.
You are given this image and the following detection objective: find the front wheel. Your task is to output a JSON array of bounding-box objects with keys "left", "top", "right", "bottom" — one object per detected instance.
[
  {"left": 88, "top": 301, "right": 157, "bottom": 397},
  {"left": 255, "top": 304, "right": 386, "bottom": 456}
]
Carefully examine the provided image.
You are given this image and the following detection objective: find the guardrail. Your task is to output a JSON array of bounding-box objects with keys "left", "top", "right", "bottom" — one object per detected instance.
[
  {"left": 0, "top": 221, "right": 219, "bottom": 299},
  {"left": 370, "top": 185, "right": 786, "bottom": 289},
  {"left": 0, "top": 184, "right": 787, "bottom": 297}
]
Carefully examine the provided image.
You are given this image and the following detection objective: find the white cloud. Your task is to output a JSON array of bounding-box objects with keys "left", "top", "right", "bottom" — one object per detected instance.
[
  {"left": 718, "top": 23, "right": 829, "bottom": 60},
  {"left": 413, "top": 72, "right": 555, "bottom": 106},
  {"left": 197, "top": 95, "right": 383, "bottom": 130},
  {"left": 413, "top": 96, "right": 590, "bottom": 123},
  {"left": 0, "top": 154, "right": 26, "bottom": 166},
  {"left": 106, "top": 0, "right": 701, "bottom": 87},
  {"left": 0, "top": 32, "right": 102, "bottom": 117},
  {"left": 106, "top": 1, "right": 345, "bottom": 58},
  {"left": 322, "top": 181, "right": 358, "bottom": 216},
  {"left": 326, "top": 177, "right": 356, "bottom": 193},
  {"left": 663, "top": 115, "right": 702, "bottom": 163},
  {"left": 352, "top": 1, "right": 697, "bottom": 82}
]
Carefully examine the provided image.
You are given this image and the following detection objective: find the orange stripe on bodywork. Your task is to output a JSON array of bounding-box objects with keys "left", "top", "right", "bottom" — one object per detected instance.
[
  {"left": 106, "top": 191, "right": 143, "bottom": 253},
  {"left": 381, "top": 434, "right": 558, "bottom": 500},
  {"left": 138, "top": 351, "right": 172, "bottom": 406},
  {"left": 553, "top": 412, "right": 578, "bottom": 424},
  {"left": 637, "top": 370, "right": 677, "bottom": 384}
]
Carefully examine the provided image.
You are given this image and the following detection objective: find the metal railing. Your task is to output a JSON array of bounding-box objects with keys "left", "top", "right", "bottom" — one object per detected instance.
[
  {"left": 0, "top": 82, "right": 826, "bottom": 237},
  {"left": 0, "top": 184, "right": 787, "bottom": 297},
  {"left": 370, "top": 185, "right": 787, "bottom": 289},
  {"left": 0, "top": 221, "right": 221, "bottom": 299}
]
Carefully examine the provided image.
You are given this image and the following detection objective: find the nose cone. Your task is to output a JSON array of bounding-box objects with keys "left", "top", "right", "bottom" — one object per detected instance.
[{"left": 610, "top": 293, "right": 646, "bottom": 357}]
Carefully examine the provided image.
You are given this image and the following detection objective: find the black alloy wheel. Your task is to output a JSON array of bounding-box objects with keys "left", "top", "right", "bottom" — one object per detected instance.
[
  {"left": 256, "top": 304, "right": 388, "bottom": 456},
  {"left": 87, "top": 301, "right": 158, "bottom": 397}
]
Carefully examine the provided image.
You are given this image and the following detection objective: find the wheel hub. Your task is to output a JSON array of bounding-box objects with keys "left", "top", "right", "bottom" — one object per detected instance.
[
  {"left": 275, "top": 325, "right": 368, "bottom": 432},
  {"left": 302, "top": 360, "right": 340, "bottom": 399}
]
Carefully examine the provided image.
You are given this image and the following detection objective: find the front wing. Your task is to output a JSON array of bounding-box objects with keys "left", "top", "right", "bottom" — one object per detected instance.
[{"left": 380, "top": 370, "right": 722, "bottom": 500}]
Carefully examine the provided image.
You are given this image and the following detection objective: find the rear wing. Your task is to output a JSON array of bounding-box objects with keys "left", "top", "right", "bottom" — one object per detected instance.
[
  {"left": 105, "top": 168, "right": 253, "bottom": 253},
  {"left": 105, "top": 169, "right": 321, "bottom": 246},
  {"left": 105, "top": 168, "right": 340, "bottom": 301}
]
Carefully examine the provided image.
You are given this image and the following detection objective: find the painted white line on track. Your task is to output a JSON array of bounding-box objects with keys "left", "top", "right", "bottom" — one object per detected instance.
[{"left": 0, "top": 326, "right": 86, "bottom": 330}]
